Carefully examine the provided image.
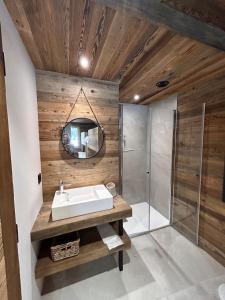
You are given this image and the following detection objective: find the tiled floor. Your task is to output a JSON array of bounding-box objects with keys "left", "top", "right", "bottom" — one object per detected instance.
[
  {"left": 123, "top": 202, "right": 170, "bottom": 237},
  {"left": 41, "top": 227, "right": 225, "bottom": 300}
]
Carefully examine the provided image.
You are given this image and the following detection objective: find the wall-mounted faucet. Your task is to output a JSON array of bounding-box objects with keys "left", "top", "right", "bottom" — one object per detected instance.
[{"left": 59, "top": 180, "right": 64, "bottom": 194}]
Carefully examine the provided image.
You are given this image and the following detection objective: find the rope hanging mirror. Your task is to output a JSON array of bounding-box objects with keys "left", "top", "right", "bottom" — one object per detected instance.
[{"left": 61, "top": 87, "right": 105, "bottom": 159}]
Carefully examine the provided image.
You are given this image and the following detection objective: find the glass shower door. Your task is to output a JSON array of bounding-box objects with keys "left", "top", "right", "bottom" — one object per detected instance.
[
  {"left": 121, "top": 104, "right": 150, "bottom": 237},
  {"left": 148, "top": 97, "right": 177, "bottom": 231},
  {"left": 171, "top": 103, "right": 205, "bottom": 244}
]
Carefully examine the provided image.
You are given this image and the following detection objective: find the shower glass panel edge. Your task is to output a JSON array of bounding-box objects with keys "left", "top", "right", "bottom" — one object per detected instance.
[
  {"left": 196, "top": 103, "right": 206, "bottom": 245},
  {"left": 146, "top": 107, "right": 152, "bottom": 232},
  {"left": 170, "top": 109, "right": 178, "bottom": 225}
]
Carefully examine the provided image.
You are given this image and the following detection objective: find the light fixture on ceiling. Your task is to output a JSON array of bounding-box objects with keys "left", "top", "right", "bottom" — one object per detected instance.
[
  {"left": 156, "top": 80, "right": 169, "bottom": 88},
  {"left": 79, "top": 56, "right": 89, "bottom": 69},
  {"left": 134, "top": 94, "right": 140, "bottom": 101}
]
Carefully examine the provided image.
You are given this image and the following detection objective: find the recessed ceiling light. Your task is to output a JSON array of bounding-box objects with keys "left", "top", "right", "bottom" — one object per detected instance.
[
  {"left": 156, "top": 80, "right": 169, "bottom": 88},
  {"left": 134, "top": 94, "right": 140, "bottom": 101},
  {"left": 79, "top": 56, "right": 89, "bottom": 69}
]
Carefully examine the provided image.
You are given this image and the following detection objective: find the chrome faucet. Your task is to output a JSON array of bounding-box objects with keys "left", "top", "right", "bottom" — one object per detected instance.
[{"left": 59, "top": 180, "right": 64, "bottom": 194}]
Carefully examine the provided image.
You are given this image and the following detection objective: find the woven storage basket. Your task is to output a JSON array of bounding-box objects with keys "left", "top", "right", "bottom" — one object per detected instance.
[{"left": 51, "top": 232, "right": 80, "bottom": 262}]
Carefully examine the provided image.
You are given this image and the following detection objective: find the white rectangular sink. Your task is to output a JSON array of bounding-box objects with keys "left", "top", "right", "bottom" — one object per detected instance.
[{"left": 51, "top": 184, "right": 113, "bottom": 221}]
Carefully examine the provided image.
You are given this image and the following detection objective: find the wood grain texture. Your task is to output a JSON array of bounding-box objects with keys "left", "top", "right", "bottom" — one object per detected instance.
[
  {"left": 0, "top": 222, "right": 8, "bottom": 300},
  {"left": 36, "top": 70, "right": 119, "bottom": 202},
  {"left": 0, "top": 27, "right": 21, "bottom": 299},
  {"left": 7, "top": 0, "right": 225, "bottom": 66},
  {"left": 96, "top": 0, "right": 225, "bottom": 50},
  {"left": 162, "top": 0, "right": 225, "bottom": 32},
  {"left": 4, "top": 0, "right": 157, "bottom": 82},
  {"left": 31, "top": 195, "right": 132, "bottom": 241},
  {"left": 120, "top": 35, "right": 225, "bottom": 104},
  {"left": 172, "top": 73, "right": 225, "bottom": 266},
  {"left": 5, "top": 0, "right": 225, "bottom": 105},
  {"left": 35, "top": 225, "right": 131, "bottom": 278}
]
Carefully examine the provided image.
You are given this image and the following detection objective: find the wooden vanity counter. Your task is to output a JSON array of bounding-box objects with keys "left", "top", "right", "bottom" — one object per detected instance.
[
  {"left": 31, "top": 195, "right": 132, "bottom": 241},
  {"left": 31, "top": 196, "right": 132, "bottom": 278}
]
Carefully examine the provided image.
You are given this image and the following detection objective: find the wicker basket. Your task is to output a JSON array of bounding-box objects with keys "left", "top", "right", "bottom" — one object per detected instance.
[{"left": 50, "top": 232, "right": 80, "bottom": 262}]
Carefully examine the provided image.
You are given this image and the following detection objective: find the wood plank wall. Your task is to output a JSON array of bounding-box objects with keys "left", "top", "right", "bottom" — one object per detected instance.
[
  {"left": 36, "top": 70, "right": 119, "bottom": 202},
  {"left": 0, "top": 30, "right": 8, "bottom": 300},
  {"left": 0, "top": 26, "right": 21, "bottom": 299},
  {"left": 172, "top": 71, "right": 225, "bottom": 266},
  {"left": 0, "top": 222, "right": 8, "bottom": 300}
]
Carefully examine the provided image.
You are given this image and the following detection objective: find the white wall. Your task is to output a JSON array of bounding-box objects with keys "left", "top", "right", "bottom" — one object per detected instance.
[{"left": 0, "top": 1, "right": 43, "bottom": 299}]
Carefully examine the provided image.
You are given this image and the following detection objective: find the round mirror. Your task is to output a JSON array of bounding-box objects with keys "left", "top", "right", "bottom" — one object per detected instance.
[{"left": 61, "top": 118, "right": 104, "bottom": 159}]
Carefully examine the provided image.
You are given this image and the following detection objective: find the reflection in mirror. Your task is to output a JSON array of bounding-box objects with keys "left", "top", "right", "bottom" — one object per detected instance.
[{"left": 61, "top": 118, "right": 104, "bottom": 159}]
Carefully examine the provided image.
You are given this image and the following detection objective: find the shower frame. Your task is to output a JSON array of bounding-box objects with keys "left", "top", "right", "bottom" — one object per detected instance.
[
  {"left": 171, "top": 102, "right": 206, "bottom": 246},
  {"left": 120, "top": 103, "right": 178, "bottom": 237}
]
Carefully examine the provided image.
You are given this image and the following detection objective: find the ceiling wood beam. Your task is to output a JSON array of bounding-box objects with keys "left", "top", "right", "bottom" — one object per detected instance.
[{"left": 96, "top": 0, "right": 225, "bottom": 51}]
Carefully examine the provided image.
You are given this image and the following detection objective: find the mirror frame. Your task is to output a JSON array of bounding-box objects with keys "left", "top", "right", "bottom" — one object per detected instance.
[{"left": 61, "top": 117, "right": 105, "bottom": 159}]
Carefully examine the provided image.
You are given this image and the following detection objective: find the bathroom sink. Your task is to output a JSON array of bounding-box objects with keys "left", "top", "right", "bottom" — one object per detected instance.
[{"left": 51, "top": 184, "right": 114, "bottom": 221}]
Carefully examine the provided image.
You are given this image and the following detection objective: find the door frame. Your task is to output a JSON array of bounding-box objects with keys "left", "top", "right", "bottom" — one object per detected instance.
[{"left": 0, "top": 24, "right": 21, "bottom": 300}]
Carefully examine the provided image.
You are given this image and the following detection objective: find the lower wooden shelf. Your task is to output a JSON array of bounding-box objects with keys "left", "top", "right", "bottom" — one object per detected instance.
[{"left": 35, "top": 226, "right": 131, "bottom": 279}]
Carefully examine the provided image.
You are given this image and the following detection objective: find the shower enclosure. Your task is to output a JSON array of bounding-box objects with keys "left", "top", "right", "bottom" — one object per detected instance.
[
  {"left": 121, "top": 96, "right": 177, "bottom": 237},
  {"left": 171, "top": 102, "right": 205, "bottom": 245},
  {"left": 121, "top": 104, "right": 149, "bottom": 236}
]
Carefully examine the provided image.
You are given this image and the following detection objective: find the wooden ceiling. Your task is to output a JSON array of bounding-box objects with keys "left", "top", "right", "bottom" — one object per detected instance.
[
  {"left": 120, "top": 32, "right": 225, "bottom": 104},
  {"left": 4, "top": 0, "right": 157, "bottom": 81},
  {"left": 159, "top": 0, "right": 225, "bottom": 32},
  {"left": 4, "top": 0, "right": 225, "bottom": 104}
]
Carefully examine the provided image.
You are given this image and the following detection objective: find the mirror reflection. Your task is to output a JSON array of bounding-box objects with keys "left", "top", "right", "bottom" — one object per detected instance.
[{"left": 61, "top": 118, "right": 104, "bottom": 159}]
